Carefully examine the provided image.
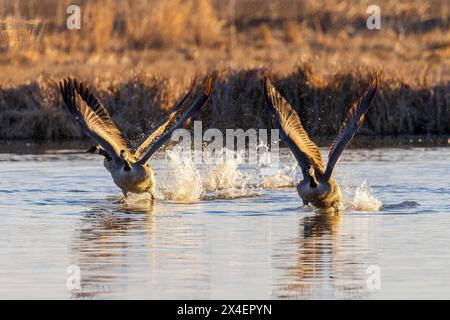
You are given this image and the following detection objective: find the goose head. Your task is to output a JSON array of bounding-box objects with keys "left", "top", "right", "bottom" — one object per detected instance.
[
  {"left": 86, "top": 144, "right": 112, "bottom": 161},
  {"left": 86, "top": 145, "right": 99, "bottom": 154}
]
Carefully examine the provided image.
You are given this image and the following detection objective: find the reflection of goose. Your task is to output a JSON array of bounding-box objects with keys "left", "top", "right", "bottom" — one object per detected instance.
[
  {"left": 277, "top": 213, "right": 370, "bottom": 299},
  {"left": 69, "top": 207, "right": 155, "bottom": 298},
  {"left": 291, "top": 214, "right": 343, "bottom": 298},
  {"left": 264, "top": 73, "right": 379, "bottom": 211},
  {"left": 60, "top": 77, "right": 212, "bottom": 198}
]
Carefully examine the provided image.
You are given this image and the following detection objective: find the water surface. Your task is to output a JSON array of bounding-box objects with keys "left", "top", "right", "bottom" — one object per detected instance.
[{"left": 0, "top": 145, "right": 449, "bottom": 299}]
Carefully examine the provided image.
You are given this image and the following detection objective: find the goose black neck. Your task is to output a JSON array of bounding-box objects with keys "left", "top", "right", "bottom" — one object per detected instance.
[
  {"left": 99, "top": 149, "right": 112, "bottom": 161},
  {"left": 309, "top": 175, "right": 318, "bottom": 188},
  {"left": 123, "top": 161, "right": 132, "bottom": 171}
]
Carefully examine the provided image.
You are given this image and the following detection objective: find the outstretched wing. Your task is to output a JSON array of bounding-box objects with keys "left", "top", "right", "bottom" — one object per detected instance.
[
  {"left": 136, "top": 77, "right": 213, "bottom": 165},
  {"left": 324, "top": 72, "right": 380, "bottom": 180},
  {"left": 134, "top": 77, "right": 197, "bottom": 159},
  {"left": 59, "top": 78, "right": 130, "bottom": 163},
  {"left": 264, "top": 77, "right": 324, "bottom": 175}
]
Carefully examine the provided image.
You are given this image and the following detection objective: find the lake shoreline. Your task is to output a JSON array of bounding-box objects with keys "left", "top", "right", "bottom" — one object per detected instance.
[{"left": 0, "top": 134, "right": 448, "bottom": 155}]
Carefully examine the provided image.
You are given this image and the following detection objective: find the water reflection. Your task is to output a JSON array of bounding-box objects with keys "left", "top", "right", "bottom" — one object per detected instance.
[
  {"left": 115, "top": 198, "right": 156, "bottom": 215},
  {"left": 1, "top": 146, "right": 449, "bottom": 299},
  {"left": 69, "top": 206, "right": 155, "bottom": 298},
  {"left": 275, "top": 213, "right": 375, "bottom": 299}
]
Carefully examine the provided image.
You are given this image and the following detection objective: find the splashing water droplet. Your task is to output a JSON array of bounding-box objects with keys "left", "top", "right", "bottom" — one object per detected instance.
[
  {"left": 350, "top": 180, "right": 382, "bottom": 212},
  {"left": 158, "top": 147, "right": 203, "bottom": 203},
  {"left": 262, "top": 153, "right": 297, "bottom": 189},
  {"left": 202, "top": 148, "right": 262, "bottom": 199}
]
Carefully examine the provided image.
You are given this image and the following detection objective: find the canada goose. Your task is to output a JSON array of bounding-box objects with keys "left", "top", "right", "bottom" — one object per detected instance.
[
  {"left": 60, "top": 77, "right": 212, "bottom": 198},
  {"left": 263, "top": 72, "right": 379, "bottom": 211}
]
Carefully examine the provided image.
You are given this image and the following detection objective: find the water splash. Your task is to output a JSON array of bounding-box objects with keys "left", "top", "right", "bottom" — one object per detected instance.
[
  {"left": 202, "top": 150, "right": 243, "bottom": 191},
  {"left": 155, "top": 146, "right": 264, "bottom": 202},
  {"left": 156, "top": 144, "right": 383, "bottom": 211},
  {"left": 122, "top": 192, "right": 154, "bottom": 204},
  {"left": 158, "top": 147, "right": 203, "bottom": 203},
  {"left": 262, "top": 158, "right": 297, "bottom": 189},
  {"left": 117, "top": 192, "right": 155, "bottom": 213},
  {"left": 202, "top": 148, "right": 262, "bottom": 199},
  {"left": 201, "top": 145, "right": 297, "bottom": 195},
  {"left": 349, "top": 180, "right": 382, "bottom": 212}
]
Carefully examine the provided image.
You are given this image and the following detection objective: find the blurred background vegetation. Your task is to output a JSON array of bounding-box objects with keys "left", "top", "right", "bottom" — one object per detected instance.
[{"left": 0, "top": 0, "right": 449, "bottom": 141}]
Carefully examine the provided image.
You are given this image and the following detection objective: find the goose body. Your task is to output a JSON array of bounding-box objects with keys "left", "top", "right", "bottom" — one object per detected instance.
[
  {"left": 264, "top": 72, "right": 380, "bottom": 211},
  {"left": 87, "top": 144, "right": 155, "bottom": 195},
  {"left": 297, "top": 175, "right": 342, "bottom": 210},
  {"left": 110, "top": 163, "right": 155, "bottom": 195},
  {"left": 60, "top": 77, "right": 212, "bottom": 198},
  {"left": 96, "top": 146, "right": 156, "bottom": 195}
]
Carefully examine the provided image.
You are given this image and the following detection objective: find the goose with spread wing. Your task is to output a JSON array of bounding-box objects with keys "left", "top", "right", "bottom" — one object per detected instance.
[
  {"left": 263, "top": 72, "right": 379, "bottom": 211},
  {"left": 60, "top": 77, "right": 212, "bottom": 198}
]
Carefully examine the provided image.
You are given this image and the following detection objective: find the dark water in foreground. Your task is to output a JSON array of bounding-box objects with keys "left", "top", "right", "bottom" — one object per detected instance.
[{"left": 0, "top": 145, "right": 449, "bottom": 299}]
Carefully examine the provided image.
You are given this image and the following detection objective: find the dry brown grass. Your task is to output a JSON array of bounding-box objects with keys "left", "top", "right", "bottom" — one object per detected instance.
[
  {"left": 192, "top": 0, "right": 224, "bottom": 46},
  {"left": 1, "top": 0, "right": 225, "bottom": 55},
  {"left": 84, "top": 0, "right": 116, "bottom": 52},
  {"left": 122, "top": 0, "right": 223, "bottom": 48},
  {"left": 283, "top": 20, "right": 301, "bottom": 44},
  {"left": 0, "top": 64, "right": 448, "bottom": 141},
  {"left": 0, "top": 0, "right": 449, "bottom": 140},
  {"left": 258, "top": 24, "right": 274, "bottom": 46},
  {"left": 124, "top": 0, "right": 193, "bottom": 48},
  {"left": 0, "top": 15, "right": 45, "bottom": 65}
]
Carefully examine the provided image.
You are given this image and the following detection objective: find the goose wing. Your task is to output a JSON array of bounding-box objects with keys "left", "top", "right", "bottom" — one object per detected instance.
[
  {"left": 324, "top": 72, "right": 380, "bottom": 180},
  {"left": 134, "top": 77, "right": 197, "bottom": 159},
  {"left": 59, "top": 78, "right": 130, "bottom": 164},
  {"left": 264, "top": 77, "right": 325, "bottom": 176},
  {"left": 136, "top": 77, "right": 213, "bottom": 165}
]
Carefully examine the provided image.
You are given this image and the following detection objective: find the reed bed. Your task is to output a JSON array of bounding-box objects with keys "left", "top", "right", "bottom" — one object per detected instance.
[{"left": 0, "top": 64, "right": 448, "bottom": 141}]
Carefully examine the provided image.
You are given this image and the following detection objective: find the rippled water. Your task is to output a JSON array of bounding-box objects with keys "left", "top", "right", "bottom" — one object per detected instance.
[{"left": 0, "top": 145, "right": 449, "bottom": 299}]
